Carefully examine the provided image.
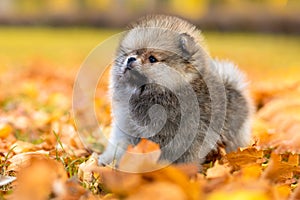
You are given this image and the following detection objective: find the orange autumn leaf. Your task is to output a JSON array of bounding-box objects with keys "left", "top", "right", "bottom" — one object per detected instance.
[
  {"left": 239, "top": 164, "right": 262, "bottom": 181},
  {"left": 118, "top": 138, "right": 161, "bottom": 172},
  {"left": 206, "top": 161, "right": 231, "bottom": 179},
  {"left": 0, "top": 123, "right": 13, "bottom": 139},
  {"left": 205, "top": 172, "right": 276, "bottom": 200},
  {"left": 144, "top": 165, "right": 201, "bottom": 200},
  {"left": 126, "top": 182, "right": 187, "bottom": 200},
  {"left": 226, "top": 147, "right": 264, "bottom": 170},
  {"left": 95, "top": 167, "right": 143, "bottom": 196},
  {"left": 206, "top": 189, "right": 271, "bottom": 200},
  {"left": 290, "top": 183, "right": 300, "bottom": 200},
  {"left": 252, "top": 117, "right": 277, "bottom": 147},
  {"left": 127, "top": 138, "right": 160, "bottom": 153},
  {"left": 255, "top": 90, "right": 300, "bottom": 153},
  {"left": 262, "top": 153, "right": 299, "bottom": 184},
  {"left": 9, "top": 156, "right": 68, "bottom": 200},
  {"left": 274, "top": 184, "right": 291, "bottom": 200},
  {"left": 91, "top": 139, "right": 201, "bottom": 199}
]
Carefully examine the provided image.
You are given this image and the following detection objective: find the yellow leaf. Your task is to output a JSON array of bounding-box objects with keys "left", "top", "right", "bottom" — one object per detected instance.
[
  {"left": 118, "top": 138, "right": 161, "bottom": 173},
  {"left": 240, "top": 165, "right": 262, "bottom": 181},
  {"left": 0, "top": 123, "right": 13, "bottom": 139},
  {"left": 12, "top": 141, "right": 38, "bottom": 154},
  {"left": 11, "top": 156, "right": 68, "bottom": 200},
  {"left": 207, "top": 190, "right": 271, "bottom": 200},
  {"left": 127, "top": 182, "right": 187, "bottom": 200},
  {"left": 274, "top": 184, "right": 291, "bottom": 200},
  {"left": 78, "top": 153, "right": 98, "bottom": 183},
  {"left": 262, "top": 153, "right": 298, "bottom": 183},
  {"left": 206, "top": 161, "right": 231, "bottom": 179},
  {"left": 145, "top": 166, "right": 201, "bottom": 200},
  {"left": 127, "top": 138, "right": 160, "bottom": 153},
  {"left": 290, "top": 183, "right": 300, "bottom": 200},
  {"left": 226, "top": 147, "right": 264, "bottom": 170}
]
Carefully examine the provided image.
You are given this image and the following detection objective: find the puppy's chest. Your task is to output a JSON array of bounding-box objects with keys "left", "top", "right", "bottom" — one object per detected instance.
[{"left": 128, "top": 84, "right": 181, "bottom": 127}]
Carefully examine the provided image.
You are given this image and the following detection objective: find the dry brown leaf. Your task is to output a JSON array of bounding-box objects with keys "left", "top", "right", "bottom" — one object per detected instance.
[
  {"left": 7, "top": 151, "right": 49, "bottom": 172},
  {"left": 226, "top": 147, "right": 264, "bottom": 170},
  {"left": 11, "top": 140, "right": 39, "bottom": 154},
  {"left": 78, "top": 153, "right": 98, "bottom": 182},
  {"left": 91, "top": 140, "right": 200, "bottom": 199},
  {"left": 144, "top": 165, "right": 201, "bottom": 200},
  {"left": 251, "top": 81, "right": 300, "bottom": 108},
  {"left": 290, "top": 183, "right": 300, "bottom": 200},
  {"left": 9, "top": 156, "right": 68, "bottom": 200},
  {"left": 118, "top": 138, "right": 161, "bottom": 172},
  {"left": 53, "top": 178, "right": 98, "bottom": 200},
  {"left": 255, "top": 91, "right": 300, "bottom": 152},
  {"left": 252, "top": 117, "right": 277, "bottom": 147},
  {"left": 273, "top": 184, "right": 291, "bottom": 200},
  {"left": 206, "top": 173, "right": 276, "bottom": 200},
  {"left": 262, "top": 153, "right": 299, "bottom": 184},
  {"left": 206, "top": 189, "right": 271, "bottom": 200},
  {"left": 60, "top": 124, "right": 85, "bottom": 149},
  {"left": 92, "top": 166, "right": 143, "bottom": 196},
  {"left": 206, "top": 161, "right": 231, "bottom": 179},
  {"left": 126, "top": 182, "right": 187, "bottom": 200},
  {"left": 126, "top": 138, "right": 160, "bottom": 153},
  {"left": 239, "top": 164, "right": 262, "bottom": 181},
  {"left": 273, "top": 130, "right": 300, "bottom": 154},
  {"left": 174, "top": 164, "right": 199, "bottom": 179}
]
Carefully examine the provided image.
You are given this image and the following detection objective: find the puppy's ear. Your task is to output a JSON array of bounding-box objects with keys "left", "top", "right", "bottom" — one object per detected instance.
[{"left": 179, "top": 33, "right": 198, "bottom": 59}]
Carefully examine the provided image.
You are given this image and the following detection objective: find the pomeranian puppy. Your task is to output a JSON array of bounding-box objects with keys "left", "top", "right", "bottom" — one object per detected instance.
[{"left": 98, "top": 15, "right": 252, "bottom": 166}]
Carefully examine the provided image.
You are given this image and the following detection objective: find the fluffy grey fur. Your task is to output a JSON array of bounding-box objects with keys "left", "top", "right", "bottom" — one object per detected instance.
[{"left": 98, "top": 15, "right": 252, "bottom": 166}]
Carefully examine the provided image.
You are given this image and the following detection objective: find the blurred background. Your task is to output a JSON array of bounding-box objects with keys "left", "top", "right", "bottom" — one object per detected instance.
[
  {"left": 0, "top": 0, "right": 299, "bottom": 75},
  {"left": 0, "top": 0, "right": 300, "bottom": 33}
]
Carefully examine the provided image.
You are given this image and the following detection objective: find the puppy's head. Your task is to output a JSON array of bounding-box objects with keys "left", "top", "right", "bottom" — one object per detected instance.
[{"left": 112, "top": 15, "right": 208, "bottom": 88}]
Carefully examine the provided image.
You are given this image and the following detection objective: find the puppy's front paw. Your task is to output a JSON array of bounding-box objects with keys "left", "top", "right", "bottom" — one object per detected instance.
[{"left": 98, "top": 153, "right": 114, "bottom": 166}]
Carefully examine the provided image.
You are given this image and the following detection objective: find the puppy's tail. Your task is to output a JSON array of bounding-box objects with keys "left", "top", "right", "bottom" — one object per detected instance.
[
  {"left": 210, "top": 59, "right": 254, "bottom": 150},
  {"left": 211, "top": 59, "right": 248, "bottom": 93}
]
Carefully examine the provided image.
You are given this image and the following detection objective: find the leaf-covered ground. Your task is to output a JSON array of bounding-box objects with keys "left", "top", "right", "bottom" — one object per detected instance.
[{"left": 0, "top": 28, "right": 300, "bottom": 199}]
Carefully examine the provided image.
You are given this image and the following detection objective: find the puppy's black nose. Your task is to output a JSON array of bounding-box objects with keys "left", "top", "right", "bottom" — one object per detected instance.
[{"left": 126, "top": 57, "right": 136, "bottom": 69}]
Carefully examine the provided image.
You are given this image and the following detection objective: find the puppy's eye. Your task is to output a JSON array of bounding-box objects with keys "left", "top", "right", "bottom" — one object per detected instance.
[{"left": 148, "top": 55, "right": 158, "bottom": 63}]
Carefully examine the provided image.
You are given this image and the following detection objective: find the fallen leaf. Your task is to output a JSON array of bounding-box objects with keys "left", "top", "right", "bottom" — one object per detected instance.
[
  {"left": 9, "top": 156, "right": 68, "bottom": 200},
  {"left": 206, "top": 161, "right": 231, "bottom": 179},
  {"left": 118, "top": 138, "right": 161, "bottom": 173},
  {"left": 53, "top": 178, "right": 97, "bottom": 200},
  {"left": 239, "top": 164, "right": 262, "bottom": 181},
  {"left": 78, "top": 153, "right": 98, "bottom": 182},
  {"left": 144, "top": 165, "right": 201, "bottom": 200},
  {"left": 226, "top": 147, "right": 264, "bottom": 170},
  {"left": 127, "top": 182, "right": 187, "bottom": 200},
  {"left": 92, "top": 166, "right": 143, "bottom": 196},
  {"left": 262, "top": 153, "right": 299, "bottom": 184},
  {"left": 11, "top": 141, "right": 38, "bottom": 154},
  {"left": 126, "top": 138, "right": 160, "bottom": 153},
  {"left": 206, "top": 189, "right": 271, "bottom": 200},
  {"left": 7, "top": 151, "right": 49, "bottom": 172},
  {"left": 0, "top": 123, "right": 13, "bottom": 139},
  {"left": 174, "top": 164, "right": 199, "bottom": 179},
  {"left": 252, "top": 117, "right": 276, "bottom": 147},
  {"left": 274, "top": 184, "right": 291, "bottom": 200},
  {"left": 290, "top": 183, "right": 300, "bottom": 200}
]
